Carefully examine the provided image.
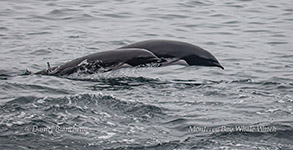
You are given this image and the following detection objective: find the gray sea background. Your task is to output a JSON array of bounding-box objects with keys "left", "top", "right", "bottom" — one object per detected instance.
[{"left": 0, "top": 0, "right": 293, "bottom": 149}]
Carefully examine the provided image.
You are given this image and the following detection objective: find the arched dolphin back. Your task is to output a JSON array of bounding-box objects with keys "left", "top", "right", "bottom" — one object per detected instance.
[{"left": 120, "top": 40, "right": 224, "bottom": 69}]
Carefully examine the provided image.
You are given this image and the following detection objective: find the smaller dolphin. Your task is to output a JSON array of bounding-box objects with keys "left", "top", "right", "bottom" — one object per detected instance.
[
  {"left": 35, "top": 48, "right": 160, "bottom": 76},
  {"left": 120, "top": 40, "right": 224, "bottom": 69}
]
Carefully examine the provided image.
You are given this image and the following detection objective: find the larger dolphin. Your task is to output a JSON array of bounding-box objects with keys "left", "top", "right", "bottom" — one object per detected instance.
[
  {"left": 120, "top": 40, "right": 224, "bottom": 69},
  {"left": 35, "top": 48, "right": 160, "bottom": 76}
]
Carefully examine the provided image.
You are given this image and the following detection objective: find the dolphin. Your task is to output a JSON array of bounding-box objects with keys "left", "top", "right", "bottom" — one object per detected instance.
[
  {"left": 35, "top": 48, "right": 160, "bottom": 76},
  {"left": 120, "top": 40, "right": 224, "bottom": 69}
]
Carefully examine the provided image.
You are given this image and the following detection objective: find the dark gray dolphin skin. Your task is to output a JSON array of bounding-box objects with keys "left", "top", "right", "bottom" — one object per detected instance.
[
  {"left": 120, "top": 40, "right": 224, "bottom": 69},
  {"left": 35, "top": 48, "right": 160, "bottom": 76}
]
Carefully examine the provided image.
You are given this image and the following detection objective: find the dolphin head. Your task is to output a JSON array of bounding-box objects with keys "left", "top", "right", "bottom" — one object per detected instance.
[
  {"left": 125, "top": 49, "right": 161, "bottom": 66},
  {"left": 180, "top": 44, "right": 224, "bottom": 70},
  {"left": 183, "top": 54, "right": 224, "bottom": 70}
]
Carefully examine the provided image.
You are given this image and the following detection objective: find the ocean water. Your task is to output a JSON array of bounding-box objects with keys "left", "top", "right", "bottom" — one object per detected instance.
[{"left": 0, "top": 0, "right": 293, "bottom": 149}]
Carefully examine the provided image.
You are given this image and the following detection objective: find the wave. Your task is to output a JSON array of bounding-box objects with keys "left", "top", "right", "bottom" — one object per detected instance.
[{"left": 0, "top": 93, "right": 166, "bottom": 128}]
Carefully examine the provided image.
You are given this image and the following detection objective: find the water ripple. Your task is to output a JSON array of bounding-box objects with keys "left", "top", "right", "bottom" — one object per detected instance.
[{"left": 1, "top": 0, "right": 293, "bottom": 149}]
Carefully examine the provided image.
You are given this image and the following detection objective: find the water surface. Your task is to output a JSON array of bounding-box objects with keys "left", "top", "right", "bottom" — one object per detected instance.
[{"left": 0, "top": 0, "right": 293, "bottom": 149}]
